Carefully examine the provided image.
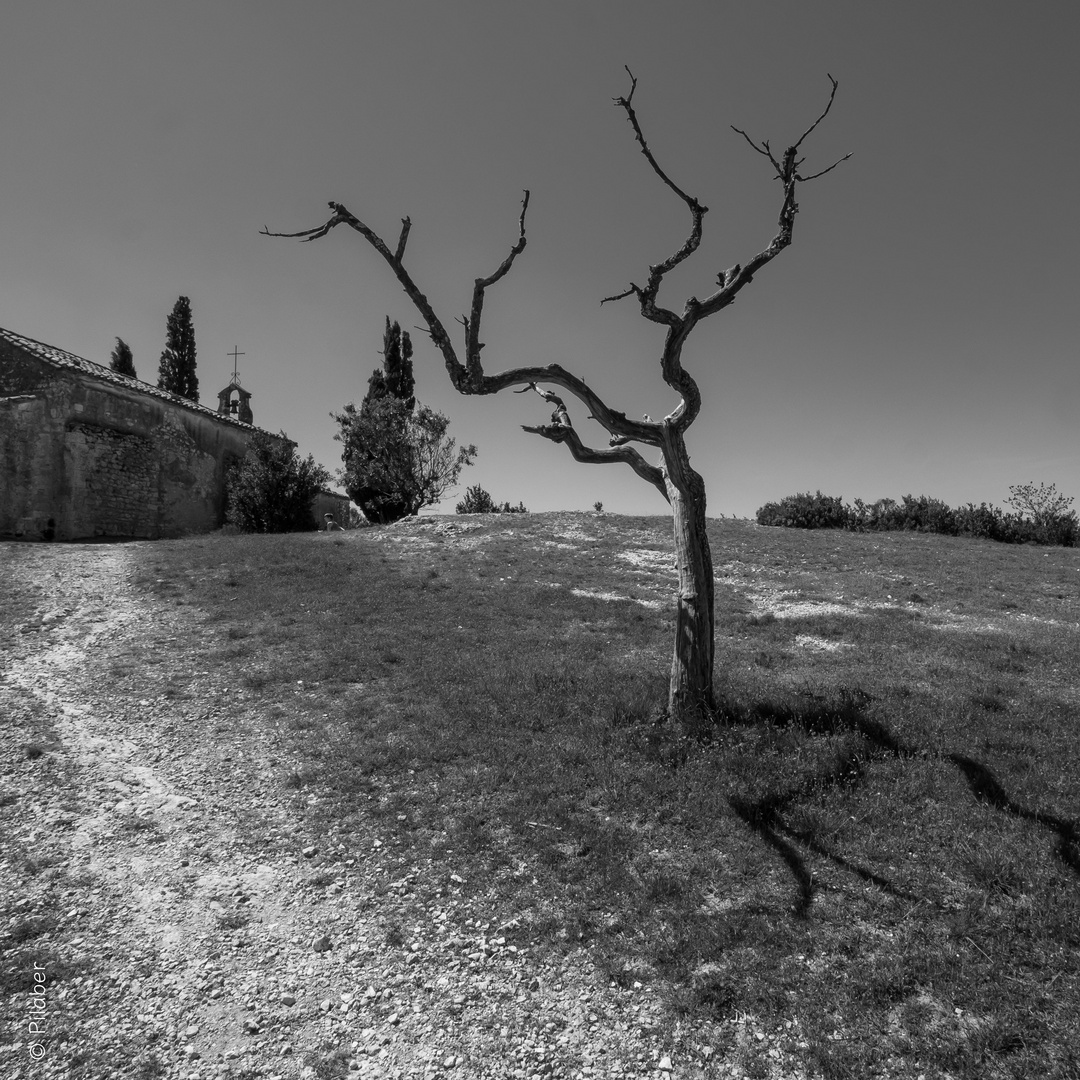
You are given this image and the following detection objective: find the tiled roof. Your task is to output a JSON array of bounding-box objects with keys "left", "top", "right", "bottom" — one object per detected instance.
[{"left": 0, "top": 326, "right": 259, "bottom": 431}]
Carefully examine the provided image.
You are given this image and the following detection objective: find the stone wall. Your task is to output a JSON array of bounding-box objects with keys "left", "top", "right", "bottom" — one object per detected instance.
[
  {"left": 311, "top": 489, "right": 354, "bottom": 527},
  {"left": 1, "top": 393, "right": 60, "bottom": 539},
  {"left": 65, "top": 421, "right": 159, "bottom": 538},
  {"left": 2, "top": 339, "right": 273, "bottom": 540}
]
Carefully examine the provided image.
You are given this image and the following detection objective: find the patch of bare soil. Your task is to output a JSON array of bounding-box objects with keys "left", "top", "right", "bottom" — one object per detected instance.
[{"left": 1, "top": 539, "right": 803, "bottom": 1080}]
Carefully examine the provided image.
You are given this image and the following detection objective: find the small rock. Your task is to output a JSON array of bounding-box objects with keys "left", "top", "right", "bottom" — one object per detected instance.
[
  {"left": 280, "top": 993, "right": 297, "bottom": 1006},
  {"left": 302, "top": 846, "right": 317, "bottom": 858},
  {"left": 312, "top": 934, "right": 332, "bottom": 953},
  {"left": 658, "top": 1055, "right": 673, "bottom": 1072}
]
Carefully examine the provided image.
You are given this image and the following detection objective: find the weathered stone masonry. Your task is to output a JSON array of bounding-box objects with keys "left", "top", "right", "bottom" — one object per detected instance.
[{"left": 1, "top": 327, "right": 289, "bottom": 541}]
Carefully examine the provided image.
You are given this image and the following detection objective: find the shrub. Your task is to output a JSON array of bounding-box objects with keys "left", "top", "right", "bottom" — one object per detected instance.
[
  {"left": 756, "top": 491, "right": 849, "bottom": 530},
  {"left": 954, "top": 502, "right": 1008, "bottom": 541},
  {"left": 456, "top": 484, "right": 496, "bottom": 514},
  {"left": 891, "top": 494, "right": 958, "bottom": 534},
  {"left": 226, "top": 432, "right": 330, "bottom": 533},
  {"left": 759, "top": 484, "right": 1076, "bottom": 547},
  {"left": 455, "top": 486, "right": 528, "bottom": 515}
]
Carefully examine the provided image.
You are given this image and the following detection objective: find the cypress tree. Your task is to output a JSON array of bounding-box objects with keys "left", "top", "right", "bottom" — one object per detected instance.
[
  {"left": 109, "top": 337, "right": 136, "bottom": 378},
  {"left": 157, "top": 296, "right": 199, "bottom": 402},
  {"left": 365, "top": 318, "right": 415, "bottom": 410}
]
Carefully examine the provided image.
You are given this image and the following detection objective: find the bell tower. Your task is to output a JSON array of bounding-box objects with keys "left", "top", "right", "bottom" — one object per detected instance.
[{"left": 217, "top": 347, "right": 254, "bottom": 425}]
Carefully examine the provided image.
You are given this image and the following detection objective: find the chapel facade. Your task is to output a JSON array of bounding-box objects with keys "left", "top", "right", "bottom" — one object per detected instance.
[{"left": 1, "top": 326, "right": 286, "bottom": 541}]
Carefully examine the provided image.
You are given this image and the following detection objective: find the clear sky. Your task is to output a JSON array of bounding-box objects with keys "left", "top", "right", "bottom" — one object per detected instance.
[{"left": 3, "top": 1, "right": 1077, "bottom": 518}]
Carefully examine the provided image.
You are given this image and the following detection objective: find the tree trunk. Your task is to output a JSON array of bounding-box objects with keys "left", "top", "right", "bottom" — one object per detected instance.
[{"left": 663, "top": 428, "right": 715, "bottom": 730}]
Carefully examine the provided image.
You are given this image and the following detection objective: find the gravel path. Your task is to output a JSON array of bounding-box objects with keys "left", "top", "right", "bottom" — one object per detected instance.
[{"left": 1, "top": 540, "right": 803, "bottom": 1080}]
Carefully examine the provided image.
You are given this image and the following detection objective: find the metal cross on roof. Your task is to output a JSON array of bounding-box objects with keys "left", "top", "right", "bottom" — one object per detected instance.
[{"left": 228, "top": 346, "right": 245, "bottom": 384}]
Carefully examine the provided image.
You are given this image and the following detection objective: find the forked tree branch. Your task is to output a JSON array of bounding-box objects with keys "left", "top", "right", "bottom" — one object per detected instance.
[
  {"left": 616, "top": 67, "right": 699, "bottom": 213},
  {"left": 605, "top": 72, "right": 850, "bottom": 437},
  {"left": 464, "top": 191, "right": 530, "bottom": 382},
  {"left": 262, "top": 199, "right": 662, "bottom": 453},
  {"left": 521, "top": 421, "right": 668, "bottom": 500},
  {"left": 608, "top": 67, "right": 707, "bottom": 330},
  {"left": 262, "top": 74, "right": 847, "bottom": 491}
]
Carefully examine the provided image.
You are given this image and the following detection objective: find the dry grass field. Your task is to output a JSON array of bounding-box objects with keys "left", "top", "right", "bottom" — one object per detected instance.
[{"left": 3, "top": 512, "right": 1078, "bottom": 1079}]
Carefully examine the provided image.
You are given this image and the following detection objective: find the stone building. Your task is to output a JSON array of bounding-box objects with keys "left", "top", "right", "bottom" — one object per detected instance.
[{"left": 0, "top": 326, "right": 339, "bottom": 541}]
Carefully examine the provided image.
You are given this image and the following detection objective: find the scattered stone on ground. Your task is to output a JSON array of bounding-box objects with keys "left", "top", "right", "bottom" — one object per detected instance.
[{"left": 1, "top": 536, "right": 814, "bottom": 1079}]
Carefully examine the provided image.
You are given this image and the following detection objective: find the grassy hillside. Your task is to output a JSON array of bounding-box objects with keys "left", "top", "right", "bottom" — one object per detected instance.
[{"left": 130, "top": 512, "right": 1080, "bottom": 1078}]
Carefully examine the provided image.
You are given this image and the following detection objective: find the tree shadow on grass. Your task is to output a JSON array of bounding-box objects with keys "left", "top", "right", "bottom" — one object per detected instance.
[
  {"left": 948, "top": 754, "right": 1080, "bottom": 875},
  {"left": 724, "top": 689, "right": 918, "bottom": 916},
  {"left": 723, "top": 690, "right": 1080, "bottom": 916}
]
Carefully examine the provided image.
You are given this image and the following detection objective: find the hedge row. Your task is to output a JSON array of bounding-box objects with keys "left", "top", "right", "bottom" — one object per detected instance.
[{"left": 755, "top": 491, "right": 1078, "bottom": 547}]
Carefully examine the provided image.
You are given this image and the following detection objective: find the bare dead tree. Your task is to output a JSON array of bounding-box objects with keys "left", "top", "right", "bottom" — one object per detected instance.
[{"left": 263, "top": 72, "right": 849, "bottom": 730}]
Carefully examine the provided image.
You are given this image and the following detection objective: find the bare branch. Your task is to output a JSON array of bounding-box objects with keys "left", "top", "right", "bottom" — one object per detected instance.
[
  {"left": 600, "top": 284, "right": 640, "bottom": 306},
  {"left": 797, "top": 152, "right": 853, "bottom": 182},
  {"left": 265, "top": 198, "right": 662, "bottom": 446},
  {"left": 395, "top": 217, "right": 412, "bottom": 262},
  {"left": 794, "top": 74, "right": 840, "bottom": 150},
  {"left": 611, "top": 73, "right": 707, "bottom": 316},
  {"left": 264, "top": 75, "right": 847, "bottom": 496},
  {"left": 264, "top": 201, "right": 469, "bottom": 389},
  {"left": 614, "top": 69, "right": 699, "bottom": 209},
  {"left": 693, "top": 76, "right": 849, "bottom": 329},
  {"left": 521, "top": 421, "right": 668, "bottom": 500},
  {"left": 608, "top": 71, "right": 718, "bottom": 424},
  {"left": 730, "top": 128, "right": 783, "bottom": 175},
  {"left": 466, "top": 190, "right": 530, "bottom": 380},
  {"left": 494, "top": 366, "right": 661, "bottom": 446},
  {"left": 260, "top": 206, "right": 346, "bottom": 243}
]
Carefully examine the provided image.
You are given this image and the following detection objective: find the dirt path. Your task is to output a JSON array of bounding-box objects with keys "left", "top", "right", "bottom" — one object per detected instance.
[
  {"left": 2, "top": 544, "right": 325, "bottom": 1077},
  {"left": 3, "top": 542, "right": 751, "bottom": 1080}
]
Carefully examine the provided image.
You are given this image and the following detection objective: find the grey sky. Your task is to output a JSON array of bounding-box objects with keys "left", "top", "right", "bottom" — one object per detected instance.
[{"left": 3, "top": 0, "right": 1077, "bottom": 517}]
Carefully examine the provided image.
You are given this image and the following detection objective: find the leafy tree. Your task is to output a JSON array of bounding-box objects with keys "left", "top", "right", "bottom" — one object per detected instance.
[
  {"left": 157, "top": 295, "right": 199, "bottom": 402},
  {"left": 335, "top": 395, "right": 475, "bottom": 523},
  {"left": 1006, "top": 482, "right": 1077, "bottom": 543},
  {"left": 334, "top": 319, "right": 474, "bottom": 523},
  {"left": 109, "top": 337, "right": 136, "bottom": 378},
  {"left": 266, "top": 74, "right": 848, "bottom": 730},
  {"left": 226, "top": 431, "right": 330, "bottom": 533}
]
